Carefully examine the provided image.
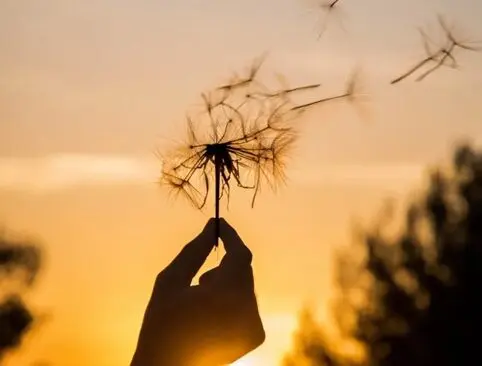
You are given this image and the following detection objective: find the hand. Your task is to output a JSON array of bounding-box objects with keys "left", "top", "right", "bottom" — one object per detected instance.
[{"left": 130, "top": 218, "right": 265, "bottom": 366}]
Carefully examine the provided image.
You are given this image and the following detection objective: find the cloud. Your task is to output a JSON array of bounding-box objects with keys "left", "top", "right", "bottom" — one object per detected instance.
[
  {"left": 0, "top": 154, "right": 425, "bottom": 193},
  {"left": 0, "top": 154, "right": 159, "bottom": 192}
]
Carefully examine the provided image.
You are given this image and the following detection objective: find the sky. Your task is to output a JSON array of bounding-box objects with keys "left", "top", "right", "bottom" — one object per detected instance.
[{"left": 1, "top": 0, "right": 482, "bottom": 365}]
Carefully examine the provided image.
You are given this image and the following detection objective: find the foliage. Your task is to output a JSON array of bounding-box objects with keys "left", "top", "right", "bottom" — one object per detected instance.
[
  {"left": 0, "top": 233, "right": 42, "bottom": 361},
  {"left": 283, "top": 143, "right": 482, "bottom": 366}
]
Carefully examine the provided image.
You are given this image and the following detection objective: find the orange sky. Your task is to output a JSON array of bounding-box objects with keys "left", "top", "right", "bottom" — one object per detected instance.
[{"left": 1, "top": 0, "right": 482, "bottom": 365}]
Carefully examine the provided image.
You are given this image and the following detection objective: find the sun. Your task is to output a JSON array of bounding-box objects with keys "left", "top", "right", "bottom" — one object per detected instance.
[
  {"left": 231, "top": 359, "right": 255, "bottom": 366},
  {"left": 231, "top": 355, "right": 259, "bottom": 366}
]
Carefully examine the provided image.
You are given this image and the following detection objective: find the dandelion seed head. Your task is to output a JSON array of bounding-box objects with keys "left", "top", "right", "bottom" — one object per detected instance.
[
  {"left": 159, "top": 56, "right": 355, "bottom": 214},
  {"left": 159, "top": 57, "right": 322, "bottom": 211}
]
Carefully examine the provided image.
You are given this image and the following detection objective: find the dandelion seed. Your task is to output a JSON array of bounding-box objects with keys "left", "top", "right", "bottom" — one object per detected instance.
[
  {"left": 391, "top": 14, "right": 480, "bottom": 84},
  {"left": 302, "top": 0, "right": 346, "bottom": 40},
  {"left": 292, "top": 67, "right": 363, "bottom": 111}
]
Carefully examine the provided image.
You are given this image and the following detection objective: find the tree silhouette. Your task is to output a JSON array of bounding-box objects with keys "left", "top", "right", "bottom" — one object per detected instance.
[
  {"left": 283, "top": 143, "right": 482, "bottom": 366},
  {"left": 0, "top": 232, "right": 42, "bottom": 362}
]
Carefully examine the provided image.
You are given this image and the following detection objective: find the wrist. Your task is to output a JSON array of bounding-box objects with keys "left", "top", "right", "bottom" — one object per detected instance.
[
  {"left": 130, "top": 348, "right": 161, "bottom": 366},
  {"left": 130, "top": 347, "right": 183, "bottom": 366}
]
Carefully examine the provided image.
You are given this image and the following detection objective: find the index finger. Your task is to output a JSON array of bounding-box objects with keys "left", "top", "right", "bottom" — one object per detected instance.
[{"left": 156, "top": 218, "right": 217, "bottom": 292}]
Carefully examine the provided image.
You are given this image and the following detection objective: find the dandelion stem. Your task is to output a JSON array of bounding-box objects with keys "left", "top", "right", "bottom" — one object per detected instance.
[{"left": 214, "top": 153, "right": 221, "bottom": 247}]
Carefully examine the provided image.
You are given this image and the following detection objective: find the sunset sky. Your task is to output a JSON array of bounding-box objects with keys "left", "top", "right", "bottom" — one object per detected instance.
[{"left": 1, "top": 0, "right": 482, "bottom": 365}]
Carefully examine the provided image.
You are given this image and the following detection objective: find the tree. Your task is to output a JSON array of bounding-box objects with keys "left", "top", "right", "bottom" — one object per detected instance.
[
  {"left": 283, "top": 142, "right": 482, "bottom": 366},
  {"left": 0, "top": 231, "right": 42, "bottom": 362}
]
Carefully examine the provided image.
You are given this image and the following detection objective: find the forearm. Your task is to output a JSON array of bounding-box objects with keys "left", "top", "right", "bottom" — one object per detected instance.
[{"left": 130, "top": 346, "right": 156, "bottom": 366}]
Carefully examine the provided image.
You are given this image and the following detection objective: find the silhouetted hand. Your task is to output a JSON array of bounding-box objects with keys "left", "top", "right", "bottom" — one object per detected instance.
[{"left": 130, "top": 218, "right": 265, "bottom": 366}]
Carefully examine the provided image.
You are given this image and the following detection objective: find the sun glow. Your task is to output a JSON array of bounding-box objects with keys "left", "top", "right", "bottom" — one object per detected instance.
[
  {"left": 231, "top": 357, "right": 258, "bottom": 366},
  {"left": 228, "top": 313, "right": 298, "bottom": 366}
]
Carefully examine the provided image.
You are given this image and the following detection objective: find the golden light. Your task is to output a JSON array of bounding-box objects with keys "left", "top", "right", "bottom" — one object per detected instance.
[{"left": 231, "top": 357, "right": 257, "bottom": 366}]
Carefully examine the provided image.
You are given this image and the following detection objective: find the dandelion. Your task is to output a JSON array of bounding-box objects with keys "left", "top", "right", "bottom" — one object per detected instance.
[
  {"left": 391, "top": 14, "right": 480, "bottom": 84},
  {"left": 160, "top": 56, "right": 358, "bottom": 244}
]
